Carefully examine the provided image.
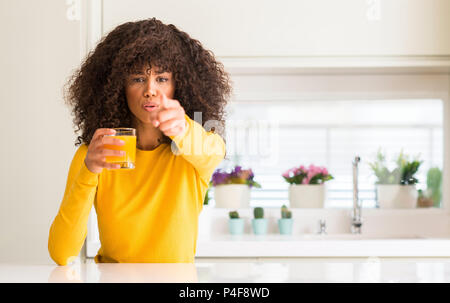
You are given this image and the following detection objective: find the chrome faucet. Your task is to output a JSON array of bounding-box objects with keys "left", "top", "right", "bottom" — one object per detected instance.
[
  {"left": 351, "top": 156, "right": 362, "bottom": 234},
  {"left": 317, "top": 219, "right": 327, "bottom": 235}
]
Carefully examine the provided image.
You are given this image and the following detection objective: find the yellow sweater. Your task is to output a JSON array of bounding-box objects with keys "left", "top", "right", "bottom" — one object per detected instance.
[{"left": 48, "top": 114, "right": 225, "bottom": 265}]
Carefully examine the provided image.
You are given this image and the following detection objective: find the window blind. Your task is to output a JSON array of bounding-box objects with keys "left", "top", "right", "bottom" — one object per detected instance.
[{"left": 208, "top": 99, "right": 443, "bottom": 208}]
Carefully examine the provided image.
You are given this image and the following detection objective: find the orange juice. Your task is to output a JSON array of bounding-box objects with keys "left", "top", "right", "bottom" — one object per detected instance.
[{"left": 104, "top": 135, "right": 136, "bottom": 169}]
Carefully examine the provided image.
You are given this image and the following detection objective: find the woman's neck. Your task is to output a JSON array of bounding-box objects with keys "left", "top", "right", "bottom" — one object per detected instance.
[{"left": 132, "top": 119, "right": 164, "bottom": 151}]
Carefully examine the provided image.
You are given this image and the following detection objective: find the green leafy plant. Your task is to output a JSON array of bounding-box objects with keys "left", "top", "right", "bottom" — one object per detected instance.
[
  {"left": 253, "top": 207, "right": 264, "bottom": 219},
  {"left": 369, "top": 149, "right": 422, "bottom": 185},
  {"left": 418, "top": 167, "right": 442, "bottom": 207},
  {"left": 427, "top": 167, "right": 442, "bottom": 207},
  {"left": 281, "top": 205, "right": 292, "bottom": 219},
  {"left": 203, "top": 187, "right": 211, "bottom": 205},
  {"left": 229, "top": 210, "right": 240, "bottom": 219}
]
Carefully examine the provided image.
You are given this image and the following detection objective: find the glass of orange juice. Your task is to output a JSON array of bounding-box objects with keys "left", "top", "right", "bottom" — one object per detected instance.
[{"left": 104, "top": 128, "right": 136, "bottom": 169}]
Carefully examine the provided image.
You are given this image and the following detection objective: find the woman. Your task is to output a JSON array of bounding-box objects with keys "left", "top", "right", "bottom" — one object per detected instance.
[{"left": 48, "top": 18, "right": 231, "bottom": 265}]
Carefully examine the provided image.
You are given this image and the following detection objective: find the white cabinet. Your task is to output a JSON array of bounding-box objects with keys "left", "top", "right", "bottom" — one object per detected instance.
[{"left": 102, "top": 0, "right": 450, "bottom": 57}]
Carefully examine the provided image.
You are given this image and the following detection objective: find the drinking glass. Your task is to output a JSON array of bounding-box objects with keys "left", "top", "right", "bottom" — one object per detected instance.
[{"left": 104, "top": 128, "right": 136, "bottom": 169}]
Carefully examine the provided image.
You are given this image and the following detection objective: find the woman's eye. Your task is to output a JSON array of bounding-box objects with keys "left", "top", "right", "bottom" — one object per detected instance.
[
  {"left": 132, "top": 77, "right": 145, "bottom": 83},
  {"left": 157, "top": 77, "right": 169, "bottom": 83}
]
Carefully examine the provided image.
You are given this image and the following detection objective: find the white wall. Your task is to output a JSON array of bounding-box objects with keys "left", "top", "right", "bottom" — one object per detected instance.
[
  {"left": 0, "top": 0, "right": 81, "bottom": 263},
  {"left": 103, "top": 0, "right": 450, "bottom": 57}
]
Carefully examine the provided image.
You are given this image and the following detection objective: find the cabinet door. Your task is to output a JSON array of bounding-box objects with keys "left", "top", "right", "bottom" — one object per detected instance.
[{"left": 102, "top": 0, "right": 450, "bottom": 57}]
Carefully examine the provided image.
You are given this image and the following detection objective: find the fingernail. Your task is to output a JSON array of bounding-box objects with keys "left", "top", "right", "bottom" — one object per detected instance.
[{"left": 153, "top": 120, "right": 159, "bottom": 127}]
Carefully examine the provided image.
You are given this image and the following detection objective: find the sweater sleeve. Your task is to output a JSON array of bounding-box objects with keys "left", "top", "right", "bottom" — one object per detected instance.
[
  {"left": 48, "top": 144, "right": 99, "bottom": 266},
  {"left": 169, "top": 114, "right": 226, "bottom": 185}
]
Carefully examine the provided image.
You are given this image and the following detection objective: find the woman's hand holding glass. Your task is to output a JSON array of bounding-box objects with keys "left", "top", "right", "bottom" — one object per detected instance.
[{"left": 84, "top": 128, "right": 126, "bottom": 174}]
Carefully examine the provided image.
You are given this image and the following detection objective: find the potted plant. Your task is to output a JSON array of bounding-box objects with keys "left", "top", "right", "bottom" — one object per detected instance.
[
  {"left": 427, "top": 167, "right": 442, "bottom": 208},
  {"left": 282, "top": 164, "right": 333, "bottom": 208},
  {"left": 251, "top": 207, "right": 267, "bottom": 235},
  {"left": 417, "top": 190, "right": 434, "bottom": 208},
  {"left": 369, "top": 149, "right": 422, "bottom": 209},
  {"left": 211, "top": 165, "right": 261, "bottom": 208},
  {"left": 228, "top": 210, "right": 245, "bottom": 235},
  {"left": 417, "top": 167, "right": 442, "bottom": 208},
  {"left": 278, "top": 205, "right": 293, "bottom": 235}
]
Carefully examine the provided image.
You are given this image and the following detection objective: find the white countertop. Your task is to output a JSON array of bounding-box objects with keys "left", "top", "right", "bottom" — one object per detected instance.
[
  {"left": 196, "top": 234, "right": 450, "bottom": 257},
  {"left": 2, "top": 258, "right": 450, "bottom": 282},
  {"left": 86, "top": 208, "right": 450, "bottom": 258}
]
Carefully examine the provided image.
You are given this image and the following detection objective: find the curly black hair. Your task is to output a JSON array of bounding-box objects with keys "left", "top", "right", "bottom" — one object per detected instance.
[{"left": 65, "top": 18, "right": 231, "bottom": 146}]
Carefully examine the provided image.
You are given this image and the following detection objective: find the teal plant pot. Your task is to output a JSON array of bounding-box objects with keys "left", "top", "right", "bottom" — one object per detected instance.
[
  {"left": 278, "top": 218, "right": 293, "bottom": 235},
  {"left": 252, "top": 218, "right": 268, "bottom": 235},
  {"left": 228, "top": 218, "right": 245, "bottom": 235}
]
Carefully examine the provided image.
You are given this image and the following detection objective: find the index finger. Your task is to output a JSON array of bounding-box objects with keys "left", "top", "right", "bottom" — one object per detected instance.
[
  {"left": 157, "top": 89, "right": 170, "bottom": 109},
  {"left": 92, "top": 128, "right": 116, "bottom": 142},
  {"left": 157, "top": 89, "right": 179, "bottom": 109}
]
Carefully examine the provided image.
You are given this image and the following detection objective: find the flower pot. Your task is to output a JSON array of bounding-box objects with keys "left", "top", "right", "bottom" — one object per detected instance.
[
  {"left": 376, "top": 184, "right": 418, "bottom": 209},
  {"left": 288, "top": 184, "right": 325, "bottom": 208},
  {"left": 417, "top": 197, "right": 434, "bottom": 208},
  {"left": 278, "top": 218, "right": 293, "bottom": 235},
  {"left": 252, "top": 218, "right": 267, "bottom": 235},
  {"left": 228, "top": 218, "right": 245, "bottom": 235},
  {"left": 214, "top": 184, "right": 250, "bottom": 208}
]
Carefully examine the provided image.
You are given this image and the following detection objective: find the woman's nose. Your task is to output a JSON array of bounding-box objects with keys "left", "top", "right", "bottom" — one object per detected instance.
[{"left": 144, "top": 81, "right": 156, "bottom": 97}]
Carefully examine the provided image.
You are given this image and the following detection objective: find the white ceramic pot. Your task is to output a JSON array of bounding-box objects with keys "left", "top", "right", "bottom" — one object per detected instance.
[
  {"left": 288, "top": 184, "right": 325, "bottom": 208},
  {"left": 376, "top": 184, "right": 418, "bottom": 209},
  {"left": 214, "top": 184, "right": 250, "bottom": 208}
]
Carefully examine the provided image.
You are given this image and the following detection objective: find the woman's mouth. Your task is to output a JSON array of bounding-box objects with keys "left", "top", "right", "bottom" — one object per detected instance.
[{"left": 143, "top": 104, "right": 158, "bottom": 112}]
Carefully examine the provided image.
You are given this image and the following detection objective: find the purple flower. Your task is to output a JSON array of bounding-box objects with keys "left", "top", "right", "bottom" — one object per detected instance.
[
  {"left": 212, "top": 171, "right": 228, "bottom": 186},
  {"left": 230, "top": 166, "right": 242, "bottom": 178},
  {"left": 211, "top": 165, "right": 259, "bottom": 187},
  {"left": 248, "top": 169, "right": 254, "bottom": 179}
]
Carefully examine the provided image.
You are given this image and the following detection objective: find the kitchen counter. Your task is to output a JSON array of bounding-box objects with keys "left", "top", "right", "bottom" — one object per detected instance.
[
  {"left": 86, "top": 208, "right": 450, "bottom": 258},
  {"left": 2, "top": 257, "right": 450, "bottom": 282},
  {"left": 196, "top": 234, "right": 450, "bottom": 257}
]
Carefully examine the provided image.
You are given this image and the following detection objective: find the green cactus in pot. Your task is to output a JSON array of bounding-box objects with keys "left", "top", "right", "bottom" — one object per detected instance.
[
  {"left": 253, "top": 207, "right": 264, "bottom": 219},
  {"left": 228, "top": 210, "right": 244, "bottom": 235},
  {"left": 252, "top": 207, "right": 267, "bottom": 235},
  {"left": 279, "top": 204, "right": 293, "bottom": 235},
  {"left": 427, "top": 167, "right": 442, "bottom": 208},
  {"left": 281, "top": 205, "right": 292, "bottom": 219},
  {"left": 229, "top": 210, "right": 240, "bottom": 219}
]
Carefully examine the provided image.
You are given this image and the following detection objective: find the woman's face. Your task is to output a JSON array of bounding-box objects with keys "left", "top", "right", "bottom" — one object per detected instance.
[{"left": 125, "top": 65, "right": 175, "bottom": 126}]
